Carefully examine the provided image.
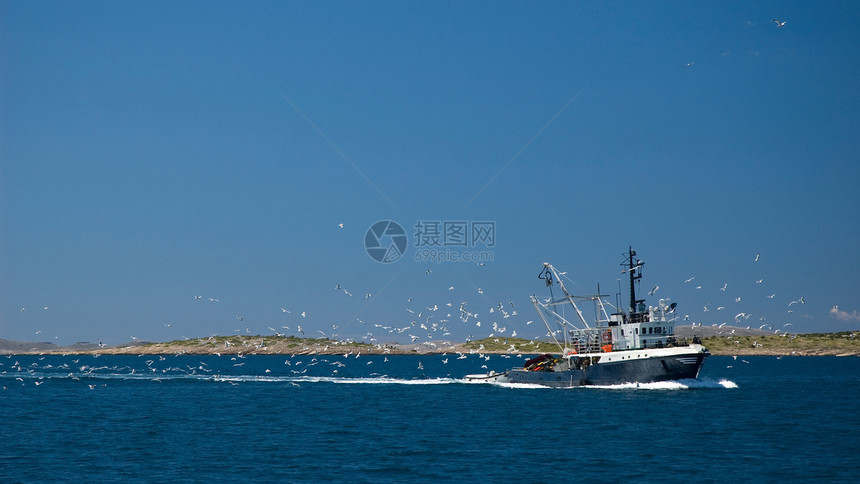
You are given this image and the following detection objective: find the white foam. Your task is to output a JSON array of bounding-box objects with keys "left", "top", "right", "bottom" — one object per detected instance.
[
  {"left": 210, "top": 375, "right": 461, "bottom": 385},
  {"left": 587, "top": 378, "right": 737, "bottom": 390},
  {"left": 489, "top": 381, "right": 553, "bottom": 389},
  {"left": 330, "top": 377, "right": 458, "bottom": 385}
]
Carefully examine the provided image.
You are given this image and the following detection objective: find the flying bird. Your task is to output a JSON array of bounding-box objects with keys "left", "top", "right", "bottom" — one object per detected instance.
[{"left": 772, "top": 19, "right": 786, "bottom": 27}]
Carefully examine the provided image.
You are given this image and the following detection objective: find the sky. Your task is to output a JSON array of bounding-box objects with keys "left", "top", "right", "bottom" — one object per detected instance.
[{"left": 2, "top": 1, "right": 859, "bottom": 346}]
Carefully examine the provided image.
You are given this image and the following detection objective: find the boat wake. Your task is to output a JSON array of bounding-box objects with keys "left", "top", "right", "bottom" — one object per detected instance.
[
  {"left": 224, "top": 376, "right": 462, "bottom": 385},
  {"left": 587, "top": 378, "right": 737, "bottom": 390},
  {"left": 457, "top": 377, "right": 737, "bottom": 390},
  {"left": 1, "top": 371, "right": 468, "bottom": 386}
]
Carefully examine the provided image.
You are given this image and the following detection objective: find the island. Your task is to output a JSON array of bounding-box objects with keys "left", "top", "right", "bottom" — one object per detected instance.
[{"left": 2, "top": 327, "right": 857, "bottom": 357}]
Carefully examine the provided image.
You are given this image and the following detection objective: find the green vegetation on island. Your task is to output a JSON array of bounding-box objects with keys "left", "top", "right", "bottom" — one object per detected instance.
[
  {"left": 701, "top": 331, "right": 858, "bottom": 356},
  {"left": 4, "top": 331, "right": 857, "bottom": 356}
]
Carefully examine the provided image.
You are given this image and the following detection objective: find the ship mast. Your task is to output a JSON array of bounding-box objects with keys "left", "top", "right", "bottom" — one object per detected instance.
[{"left": 627, "top": 247, "right": 645, "bottom": 319}]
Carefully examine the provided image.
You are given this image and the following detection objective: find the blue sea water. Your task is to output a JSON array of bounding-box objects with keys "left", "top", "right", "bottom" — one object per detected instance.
[{"left": 1, "top": 353, "right": 857, "bottom": 483}]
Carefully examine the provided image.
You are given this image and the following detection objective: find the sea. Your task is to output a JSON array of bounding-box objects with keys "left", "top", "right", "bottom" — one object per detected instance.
[{"left": 1, "top": 353, "right": 857, "bottom": 483}]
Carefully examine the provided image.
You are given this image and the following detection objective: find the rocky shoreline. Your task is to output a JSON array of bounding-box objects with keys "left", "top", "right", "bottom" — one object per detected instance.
[{"left": 3, "top": 329, "right": 857, "bottom": 357}]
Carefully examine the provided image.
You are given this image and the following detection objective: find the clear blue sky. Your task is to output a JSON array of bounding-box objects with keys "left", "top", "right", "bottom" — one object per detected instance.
[{"left": 2, "top": 1, "right": 859, "bottom": 346}]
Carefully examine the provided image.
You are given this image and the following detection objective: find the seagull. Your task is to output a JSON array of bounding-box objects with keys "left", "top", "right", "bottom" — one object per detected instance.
[
  {"left": 477, "top": 288, "right": 483, "bottom": 294},
  {"left": 684, "top": 277, "right": 695, "bottom": 283},
  {"left": 297, "top": 325, "right": 304, "bottom": 335},
  {"left": 338, "top": 223, "right": 344, "bottom": 229},
  {"left": 648, "top": 285, "right": 659, "bottom": 296},
  {"left": 301, "top": 311, "right": 306, "bottom": 318},
  {"left": 720, "top": 283, "right": 728, "bottom": 292},
  {"left": 426, "top": 269, "right": 432, "bottom": 275},
  {"left": 755, "top": 252, "right": 761, "bottom": 261},
  {"left": 772, "top": 19, "right": 786, "bottom": 28}
]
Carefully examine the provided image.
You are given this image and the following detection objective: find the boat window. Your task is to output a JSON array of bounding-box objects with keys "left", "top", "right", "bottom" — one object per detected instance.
[
  {"left": 635, "top": 328, "right": 638, "bottom": 334},
  {"left": 655, "top": 327, "right": 661, "bottom": 334},
  {"left": 621, "top": 329, "right": 625, "bottom": 336},
  {"left": 648, "top": 327, "right": 653, "bottom": 334}
]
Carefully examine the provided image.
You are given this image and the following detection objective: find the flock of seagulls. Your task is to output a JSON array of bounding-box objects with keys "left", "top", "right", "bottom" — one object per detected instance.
[
  {"left": 678, "top": 251, "right": 811, "bottom": 339},
  {"left": 12, "top": 243, "right": 821, "bottom": 350},
  {"left": 135, "top": 246, "right": 814, "bottom": 350}
]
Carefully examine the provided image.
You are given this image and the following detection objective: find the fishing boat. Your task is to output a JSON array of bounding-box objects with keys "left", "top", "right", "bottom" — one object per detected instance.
[{"left": 465, "top": 247, "right": 709, "bottom": 387}]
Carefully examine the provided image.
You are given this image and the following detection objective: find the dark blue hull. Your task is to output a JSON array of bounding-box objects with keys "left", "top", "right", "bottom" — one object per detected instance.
[{"left": 502, "top": 351, "right": 709, "bottom": 388}]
